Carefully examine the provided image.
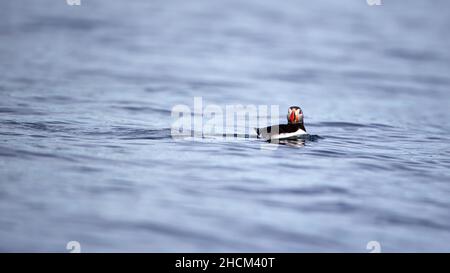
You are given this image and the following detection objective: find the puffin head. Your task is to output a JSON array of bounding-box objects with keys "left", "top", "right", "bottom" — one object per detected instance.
[{"left": 287, "top": 106, "right": 304, "bottom": 125}]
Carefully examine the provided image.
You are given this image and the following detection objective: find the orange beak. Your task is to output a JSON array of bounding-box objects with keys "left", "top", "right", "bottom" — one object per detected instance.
[{"left": 289, "top": 111, "right": 295, "bottom": 123}]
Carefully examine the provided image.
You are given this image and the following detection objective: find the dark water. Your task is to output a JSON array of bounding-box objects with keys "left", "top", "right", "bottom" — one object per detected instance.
[{"left": 1, "top": 0, "right": 450, "bottom": 252}]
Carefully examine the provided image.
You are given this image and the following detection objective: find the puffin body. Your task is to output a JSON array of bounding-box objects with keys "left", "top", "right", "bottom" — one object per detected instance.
[
  {"left": 255, "top": 106, "right": 307, "bottom": 140},
  {"left": 256, "top": 123, "right": 307, "bottom": 140}
]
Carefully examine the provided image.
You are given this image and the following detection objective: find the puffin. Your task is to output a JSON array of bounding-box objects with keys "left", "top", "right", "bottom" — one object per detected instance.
[{"left": 255, "top": 106, "right": 307, "bottom": 140}]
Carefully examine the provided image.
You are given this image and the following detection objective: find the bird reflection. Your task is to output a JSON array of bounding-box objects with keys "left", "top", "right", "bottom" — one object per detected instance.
[{"left": 277, "top": 139, "right": 306, "bottom": 147}]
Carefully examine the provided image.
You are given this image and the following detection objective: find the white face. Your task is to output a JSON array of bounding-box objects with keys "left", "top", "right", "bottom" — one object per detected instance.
[{"left": 287, "top": 107, "right": 303, "bottom": 124}]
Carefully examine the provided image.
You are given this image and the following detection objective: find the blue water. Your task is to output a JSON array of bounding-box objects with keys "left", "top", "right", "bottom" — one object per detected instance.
[{"left": 1, "top": 0, "right": 450, "bottom": 252}]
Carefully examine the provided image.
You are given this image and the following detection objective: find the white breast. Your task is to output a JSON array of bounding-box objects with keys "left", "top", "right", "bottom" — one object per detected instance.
[{"left": 257, "top": 128, "right": 307, "bottom": 141}]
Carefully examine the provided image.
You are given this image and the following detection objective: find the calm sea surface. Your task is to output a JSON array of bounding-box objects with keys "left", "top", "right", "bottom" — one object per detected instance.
[{"left": 1, "top": 0, "right": 450, "bottom": 252}]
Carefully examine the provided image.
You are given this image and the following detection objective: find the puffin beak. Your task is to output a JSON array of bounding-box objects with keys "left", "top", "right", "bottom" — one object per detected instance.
[{"left": 289, "top": 111, "right": 295, "bottom": 123}]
